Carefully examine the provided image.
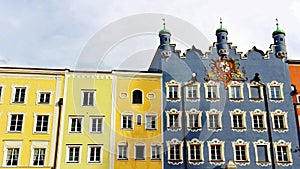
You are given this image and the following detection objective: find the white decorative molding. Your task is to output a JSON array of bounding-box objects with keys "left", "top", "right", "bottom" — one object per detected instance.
[
  {"left": 267, "top": 81, "right": 284, "bottom": 103},
  {"left": 228, "top": 81, "right": 244, "bottom": 102},
  {"left": 165, "top": 80, "right": 181, "bottom": 102},
  {"left": 231, "top": 139, "right": 250, "bottom": 166},
  {"left": 207, "top": 138, "right": 225, "bottom": 166},
  {"left": 119, "top": 92, "right": 128, "bottom": 99},
  {"left": 186, "top": 108, "right": 202, "bottom": 132},
  {"left": 253, "top": 139, "right": 271, "bottom": 167},
  {"left": 206, "top": 109, "right": 222, "bottom": 132},
  {"left": 146, "top": 92, "right": 156, "bottom": 100},
  {"left": 204, "top": 81, "right": 220, "bottom": 102},
  {"left": 166, "top": 108, "right": 182, "bottom": 132},
  {"left": 247, "top": 81, "right": 264, "bottom": 102},
  {"left": 167, "top": 138, "right": 183, "bottom": 165},
  {"left": 229, "top": 109, "right": 247, "bottom": 132},
  {"left": 187, "top": 138, "right": 204, "bottom": 165},
  {"left": 273, "top": 140, "right": 293, "bottom": 166},
  {"left": 185, "top": 82, "right": 200, "bottom": 102},
  {"left": 250, "top": 109, "right": 267, "bottom": 133},
  {"left": 271, "top": 109, "right": 288, "bottom": 133}
]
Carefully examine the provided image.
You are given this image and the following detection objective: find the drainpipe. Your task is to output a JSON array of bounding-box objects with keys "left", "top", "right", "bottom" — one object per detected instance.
[{"left": 53, "top": 98, "right": 63, "bottom": 169}]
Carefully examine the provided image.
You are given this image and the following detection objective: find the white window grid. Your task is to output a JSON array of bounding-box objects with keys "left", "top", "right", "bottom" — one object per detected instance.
[
  {"left": 89, "top": 116, "right": 104, "bottom": 134},
  {"left": 81, "top": 89, "right": 96, "bottom": 106},
  {"left": 68, "top": 116, "right": 83, "bottom": 133}
]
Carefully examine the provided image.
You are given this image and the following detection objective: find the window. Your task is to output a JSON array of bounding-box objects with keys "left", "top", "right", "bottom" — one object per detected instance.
[
  {"left": 253, "top": 139, "right": 271, "bottom": 166},
  {"left": 230, "top": 109, "right": 246, "bottom": 132},
  {"left": 166, "top": 108, "right": 181, "bottom": 131},
  {"left": 35, "top": 115, "right": 49, "bottom": 133},
  {"left": 132, "top": 89, "right": 143, "bottom": 104},
  {"left": 204, "top": 81, "right": 220, "bottom": 101},
  {"left": 296, "top": 94, "right": 300, "bottom": 104},
  {"left": 151, "top": 144, "right": 161, "bottom": 160},
  {"left": 228, "top": 81, "right": 244, "bottom": 102},
  {"left": 32, "top": 148, "right": 46, "bottom": 166},
  {"left": 208, "top": 139, "right": 225, "bottom": 165},
  {"left": 186, "top": 108, "right": 202, "bottom": 132},
  {"left": 12, "top": 87, "right": 26, "bottom": 103},
  {"left": 8, "top": 114, "right": 24, "bottom": 132},
  {"left": 167, "top": 139, "right": 183, "bottom": 165},
  {"left": 271, "top": 109, "right": 288, "bottom": 132},
  {"left": 185, "top": 83, "right": 200, "bottom": 101},
  {"left": 166, "top": 80, "right": 181, "bottom": 101},
  {"left": 88, "top": 145, "right": 102, "bottom": 163},
  {"left": 274, "top": 140, "right": 292, "bottom": 166},
  {"left": 206, "top": 109, "right": 222, "bottom": 132},
  {"left": 232, "top": 139, "right": 250, "bottom": 165},
  {"left": 90, "top": 117, "right": 103, "bottom": 134},
  {"left": 0, "top": 85, "right": 4, "bottom": 103},
  {"left": 117, "top": 143, "right": 128, "bottom": 160},
  {"left": 267, "top": 81, "right": 284, "bottom": 102},
  {"left": 136, "top": 114, "right": 142, "bottom": 126},
  {"left": 81, "top": 90, "right": 95, "bottom": 106},
  {"left": 5, "top": 148, "right": 20, "bottom": 166},
  {"left": 66, "top": 145, "right": 81, "bottom": 163},
  {"left": 187, "top": 139, "right": 204, "bottom": 164},
  {"left": 69, "top": 116, "right": 83, "bottom": 133},
  {"left": 135, "top": 144, "right": 145, "bottom": 160},
  {"left": 250, "top": 109, "right": 267, "bottom": 132},
  {"left": 248, "top": 81, "right": 264, "bottom": 102},
  {"left": 145, "top": 114, "right": 157, "bottom": 130},
  {"left": 121, "top": 114, "right": 133, "bottom": 129},
  {"left": 38, "top": 92, "right": 51, "bottom": 104}
]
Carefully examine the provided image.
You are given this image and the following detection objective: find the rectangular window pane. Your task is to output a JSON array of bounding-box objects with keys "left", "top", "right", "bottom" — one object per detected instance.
[
  {"left": 151, "top": 145, "right": 161, "bottom": 160},
  {"left": 118, "top": 145, "right": 128, "bottom": 159},
  {"left": 6, "top": 148, "right": 19, "bottom": 166},
  {"left": 257, "top": 145, "right": 268, "bottom": 162},
  {"left": 36, "top": 115, "right": 49, "bottom": 132},
  {"left": 9, "top": 114, "right": 23, "bottom": 132},
  {"left": 250, "top": 86, "right": 261, "bottom": 99},
  {"left": 209, "top": 114, "right": 219, "bottom": 128},
  {"left": 33, "top": 148, "right": 45, "bottom": 166},
  {"left": 89, "top": 146, "right": 101, "bottom": 163},
  {"left": 211, "top": 145, "right": 221, "bottom": 161},
  {"left": 135, "top": 145, "right": 145, "bottom": 160}
]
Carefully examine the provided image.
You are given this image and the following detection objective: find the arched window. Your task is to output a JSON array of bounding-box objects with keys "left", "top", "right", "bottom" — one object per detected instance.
[
  {"left": 132, "top": 90, "right": 143, "bottom": 104},
  {"left": 136, "top": 114, "right": 142, "bottom": 125}
]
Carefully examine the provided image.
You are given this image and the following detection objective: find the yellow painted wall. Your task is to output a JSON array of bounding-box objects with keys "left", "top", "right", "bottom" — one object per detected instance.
[
  {"left": 0, "top": 68, "right": 65, "bottom": 169},
  {"left": 113, "top": 72, "right": 162, "bottom": 169},
  {"left": 58, "top": 73, "right": 112, "bottom": 169}
]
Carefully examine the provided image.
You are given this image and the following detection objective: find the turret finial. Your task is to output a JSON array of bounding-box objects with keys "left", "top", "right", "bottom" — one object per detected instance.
[
  {"left": 162, "top": 18, "right": 166, "bottom": 29},
  {"left": 220, "top": 17, "right": 223, "bottom": 28},
  {"left": 276, "top": 18, "right": 279, "bottom": 30}
]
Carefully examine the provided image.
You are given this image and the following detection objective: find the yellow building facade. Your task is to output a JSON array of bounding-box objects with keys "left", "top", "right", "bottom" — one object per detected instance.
[
  {"left": 0, "top": 67, "right": 65, "bottom": 169},
  {"left": 111, "top": 71, "right": 162, "bottom": 169},
  {"left": 56, "top": 71, "right": 112, "bottom": 169}
]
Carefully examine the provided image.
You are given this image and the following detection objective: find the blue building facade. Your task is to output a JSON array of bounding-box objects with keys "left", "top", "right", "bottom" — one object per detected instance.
[{"left": 149, "top": 21, "right": 300, "bottom": 168}]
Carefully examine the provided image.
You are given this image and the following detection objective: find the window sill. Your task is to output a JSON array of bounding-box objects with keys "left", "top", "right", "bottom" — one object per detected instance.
[
  {"left": 145, "top": 128, "right": 157, "bottom": 130},
  {"left": 66, "top": 161, "right": 80, "bottom": 163},
  {"left": 121, "top": 128, "right": 133, "bottom": 130},
  {"left": 117, "top": 158, "right": 128, "bottom": 160},
  {"left": 33, "top": 132, "right": 49, "bottom": 134},
  {"left": 11, "top": 102, "right": 25, "bottom": 104},
  {"left": 151, "top": 158, "right": 161, "bottom": 161},
  {"left": 68, "top": 132, "right": 83, "bottom": 134},
  {"left": 7, "top": 131, "right": 22, "bottom": 133},
  {"left": 135, "top": 158, "right": 145, "bottom": 160},
  {"left": 89, "top": 132, "right": 103, "bottom": 134}
]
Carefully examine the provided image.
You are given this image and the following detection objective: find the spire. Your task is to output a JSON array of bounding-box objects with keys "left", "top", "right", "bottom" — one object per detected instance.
[
  {"left": 159, "top": 18, "right": 171, "bottom": 35},
  {"left": 162, "top": 18, "right": 166, "bottom": 29},
  {"left": 272, "top": 18, "right": 285, "bottom": 37},
  {"left": 216, "top": 17, "right": 228, "bottom": 35}
]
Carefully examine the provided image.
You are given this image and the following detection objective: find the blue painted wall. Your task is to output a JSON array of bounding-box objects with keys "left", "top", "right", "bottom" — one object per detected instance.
[{"left": 150, "top": 26, "right": 300, "bottom": 169}]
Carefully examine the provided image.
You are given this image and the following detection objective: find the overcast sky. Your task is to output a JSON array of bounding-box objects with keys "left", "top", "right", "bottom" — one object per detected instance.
[{"left": 0, "top": 0, "right": 299, "bottom": 70}]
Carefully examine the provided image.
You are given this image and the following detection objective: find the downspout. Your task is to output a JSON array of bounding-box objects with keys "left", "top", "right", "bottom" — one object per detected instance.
[{"left": 53, "top": 98, "right": 63, "bottom": 169}]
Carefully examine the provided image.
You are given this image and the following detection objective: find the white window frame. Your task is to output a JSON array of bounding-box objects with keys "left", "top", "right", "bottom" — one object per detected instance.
[
  {"left": 187, "top": 138, "right": 204, "bottom": 165},
  {"left": 166, "top": 108, "right": 182, "bottom": 132},
  {"left": 89, "top": 116, "right": 104, "bottom": 134},
  {"left": 271, "top": 109, "right": 288, "bottom": 132},
  {"left": 167, "top": 138, "right": 183, "bottom": 165},
  {"left": 117, "top": 142, "right": 128, "bottom": 160},
  {"left": 65, "top": 144, "right": 82, "bottom": 163},
  {"left": 30, "top": 141, "right": 48, "bottom": 167},
  {"left": 0, "top": 85, "right": 6, "bottom": 104},
  {"left": 267, "top": 81, "right": 284, "bottom": 102},
  {"left": 229, "top": 109, "right": 247, "bottom": 132},
  {"left": 33, "top": 113, "right": 51, "bottom": 134},
  {"left": 207, "top": 138, "right": 225, "bottom": 165},
  {"left": 228, "top": 81, "right": 244, "bottom": 102},
  {"left": 7, "top": 112, "right": 25, "bottom": 133},
  {"left": 185, "top": 82, "right": 200, "bottom": 101},
  {"left": 296, "top": 94, "right": 300, "bottom": 104},
  {"left": 274, "top": 140, "right": 293, "bottom": 166},
  {"left": 250, "top": 109, "right": 267, "bottom": 132},
  {"left": 232, "top": 139, "right": 250, "bottom": 166},
  {"left": 166, "top": 80, "right": 181, "bottom": 102},
  {"left": 36, "top": 90, "right": 53, "bottom": 105},
  {"left": 206, "top": 109, "right": 222, "bottom": 132},
  {"left": 145, "top": 113, "right": 157, "bottom": 130},
  {"left": 150, "top": 143, "right": 161, "bottom": 160},
  {"left": 186, "top": 108, "right": 202, "bottom": 132},
  {"left": 68, "top": 116, "right": 84, "bottom": 134},
  {"left": 247, "top": 81, "right": 264, "bottom": 102},
  {"left": 81, "top": 89, "right": 96, "bottom": 107},
  {"left": 204, "top": 81, "right": 220, "bottom": 102},
  {"left": 11, "top": 85, "right": 29, "bottom": 104},
  {"left": 253, "top": 139, "right": 271, "bottom": 167},
  {"left": 134, "top": 143, "right": 146, "bottom": 160},
  {"left": 121, "top": 112, "right": 133, "bottom": 130},
  {"left": 2, "top": 141, "right": 22, "bottom": 167},
  {"left": 87, "top": 144, "right": 103, "bottom": 164}
]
